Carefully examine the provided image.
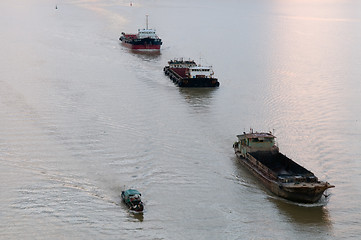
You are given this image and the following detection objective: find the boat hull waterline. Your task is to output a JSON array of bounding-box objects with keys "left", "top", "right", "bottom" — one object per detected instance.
[
  {"left": 120, "top": 37, "right": 162, "bottom": 50},
  {"left": 235, "top": 152, "right": 333, "bottom": 203}
]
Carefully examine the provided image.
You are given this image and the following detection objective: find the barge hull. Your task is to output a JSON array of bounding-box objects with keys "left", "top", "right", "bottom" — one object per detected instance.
[
  {"left": 164, "top": 66, "right": 219, "bottom": 87},
  {"left": 119, "top": 36, "right": 162, "bottom": 50},
  {"left": 235, "top": 152, "right": 331, "bottom": 203},
  {"left": 120, "top": 42, "right": 161, "bottom": 50}
]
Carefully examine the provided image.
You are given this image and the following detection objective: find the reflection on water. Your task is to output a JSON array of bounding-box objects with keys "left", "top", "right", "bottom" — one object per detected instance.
[
  {"left": 129, "top": 212, "right": 144, "bottom": 222},
  {"left": 129, "top": 49, "right": 161, "bottom": 60},
  {"left": 118, "top": 43, "right": 162, "bottom": 60},
  {"left": 178, "top": 88, "right": 218, "bottom": 111},
  {"left": 270, "top": 197, "right": 332, "bottom": 227}
]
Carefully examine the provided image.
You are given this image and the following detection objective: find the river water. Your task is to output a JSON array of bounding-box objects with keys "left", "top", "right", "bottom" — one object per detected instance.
[{"left": 1, "top": 0, "right": 361, "bottom": 239}]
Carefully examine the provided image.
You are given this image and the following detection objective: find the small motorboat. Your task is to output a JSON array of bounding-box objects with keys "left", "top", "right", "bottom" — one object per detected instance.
[{"left": 121, "top": 189, "right": 144, "bottom": 212}]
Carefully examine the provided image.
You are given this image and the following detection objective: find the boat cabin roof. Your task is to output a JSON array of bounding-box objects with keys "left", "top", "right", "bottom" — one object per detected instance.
[
  {"left": 237, "top": 132, "right": 275, "bottom": 140},
  {"left": 123, "top": 189, "right": 141, "bottom": 197},
  {"left": 138, "top": 29, "right": 156, "bottom": 34},
  {"left": 189, "top": 66, "right": 211, "bottom": 71}
]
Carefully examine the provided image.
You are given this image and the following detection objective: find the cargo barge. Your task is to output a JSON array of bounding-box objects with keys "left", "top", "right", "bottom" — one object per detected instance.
[
  {"left": 163, "top": 58, "right": 220, "bottom": 87},
  {"left": 233, "top": 130, "right": 334, "bottom": 203},
  {"left": 119, "top": 15, "right": 162, "bottom": 50}
]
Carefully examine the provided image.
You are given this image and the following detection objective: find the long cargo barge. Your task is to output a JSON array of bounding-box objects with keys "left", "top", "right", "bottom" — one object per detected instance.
[
  {"left": 163, "top": 59, "right": 220, "bottom": 87},
  {"left": 233, "top": 130, "right": 334, "bottom": 203}
]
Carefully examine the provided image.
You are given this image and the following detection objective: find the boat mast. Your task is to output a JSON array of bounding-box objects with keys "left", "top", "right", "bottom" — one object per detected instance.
[{"left": 146, "top": 14, "right": 149, "bottom": 30}]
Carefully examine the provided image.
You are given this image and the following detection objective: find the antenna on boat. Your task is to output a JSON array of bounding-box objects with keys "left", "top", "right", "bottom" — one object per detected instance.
[{"left": 146, "top": 14, "right": 149, "bottom": 30}]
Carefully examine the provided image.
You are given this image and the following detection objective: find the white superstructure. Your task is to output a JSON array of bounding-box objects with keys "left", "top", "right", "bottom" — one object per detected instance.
[
  {"left": 189, "top": 66, "right": 214, "bottom": 78},
  {"left": 137, "top": 15, "right": 159, "bottom": 39},
  {"left": 137, "top": 29, "right": 158, "bottom": 39}
]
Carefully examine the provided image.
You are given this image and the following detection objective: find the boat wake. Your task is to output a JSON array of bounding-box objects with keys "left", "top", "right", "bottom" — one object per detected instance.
[{"left": 267, "top": 194, "right": 332, "bottom": 207}]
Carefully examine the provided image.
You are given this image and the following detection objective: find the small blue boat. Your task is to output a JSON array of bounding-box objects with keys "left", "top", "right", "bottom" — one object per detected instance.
[{"left": 121, "top": 189, "right": 144, "bottom": 212}]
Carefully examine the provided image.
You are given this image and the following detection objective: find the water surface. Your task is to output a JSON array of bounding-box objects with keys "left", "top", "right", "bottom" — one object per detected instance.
[{"left": 1, "top": 0, "right": 361, "bottom": 239}]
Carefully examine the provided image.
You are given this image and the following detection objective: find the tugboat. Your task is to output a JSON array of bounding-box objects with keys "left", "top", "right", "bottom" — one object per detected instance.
[
  {"left": 119, "top": 15, "right": 162, "bottom": 50},
  {"left": 233, "top": 130, "right": 334, "bottom": 203},
  {"left": 121, "top": 189, "right": 144, "bottom": 212},
  {"left": 163, "top": 58, "right": 220, "bottom": 87}
]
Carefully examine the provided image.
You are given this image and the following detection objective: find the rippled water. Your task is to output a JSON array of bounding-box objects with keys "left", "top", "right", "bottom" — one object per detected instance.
[{"left": 1, "top": 0, "right": 361, "bottom": 239}]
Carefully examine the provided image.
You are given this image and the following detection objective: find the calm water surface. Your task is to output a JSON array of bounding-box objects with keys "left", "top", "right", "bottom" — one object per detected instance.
[{"left": 1, "top": 0, "right": 361, "bottom": 239}]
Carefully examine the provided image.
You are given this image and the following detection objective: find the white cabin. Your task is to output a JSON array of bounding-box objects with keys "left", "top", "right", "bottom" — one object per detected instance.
[
  {"left": 189, "top": 66, "right": 214, "bottom": 78},
  {"left": 138, "top": 29, "right": 158, "bottom": 39}
]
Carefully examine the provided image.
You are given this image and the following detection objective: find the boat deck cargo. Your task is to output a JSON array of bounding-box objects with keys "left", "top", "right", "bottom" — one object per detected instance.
[
  {"left": 163, "top": 58, "right": 220, "bottom": 87},
  {"left": 233, "top": 130, "right": 334, "bottom": 203}
]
